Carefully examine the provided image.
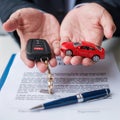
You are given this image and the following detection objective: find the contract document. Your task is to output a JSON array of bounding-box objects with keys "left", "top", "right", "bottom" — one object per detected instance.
[{"left": 0, "top": 53, "right": 120, "bottom": 120}]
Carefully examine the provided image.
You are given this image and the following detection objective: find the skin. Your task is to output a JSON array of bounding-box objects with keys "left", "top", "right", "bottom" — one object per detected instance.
[
  {"left": 60, "top": 3, "right": 116, "bottom": 66},
  {"left": 3, "top": 8, "right": 60, "bottom": 73},
  {"left": 3, "top": 3, "right": 116, "bottom": 72}
]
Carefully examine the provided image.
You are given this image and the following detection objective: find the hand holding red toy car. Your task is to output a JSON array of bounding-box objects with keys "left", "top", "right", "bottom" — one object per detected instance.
[{"left": 61, "top": 41, "right": 105, "bottom": 62}]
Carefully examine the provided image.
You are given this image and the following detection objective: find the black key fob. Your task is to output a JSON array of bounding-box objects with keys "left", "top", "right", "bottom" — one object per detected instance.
[{"left": 26, "top": 39, "right": 51, "bottom": 61}]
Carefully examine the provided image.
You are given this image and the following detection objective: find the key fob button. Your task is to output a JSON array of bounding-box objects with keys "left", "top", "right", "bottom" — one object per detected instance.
[{"left": 26, "top": 39, "right": 52, "bottom": 61}]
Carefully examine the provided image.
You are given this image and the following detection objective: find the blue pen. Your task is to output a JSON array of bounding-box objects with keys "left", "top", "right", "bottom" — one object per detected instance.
[{"left": 30, "top": 88, "right": 110, "bottom": 111}]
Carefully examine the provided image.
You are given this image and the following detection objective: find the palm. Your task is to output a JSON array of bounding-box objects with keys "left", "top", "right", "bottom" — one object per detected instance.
[
  {"left": 16, "top": 9, "right": 60, "bottom": 43},
  {"left": 60, "top": 3, "right": 115, "bottom": 65},
  {"left": 3, "top": 8, "right": 60, "bottom": 72}
]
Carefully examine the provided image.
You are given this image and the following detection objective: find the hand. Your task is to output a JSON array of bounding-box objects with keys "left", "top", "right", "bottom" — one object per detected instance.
[
  {"left": 3, "top": 8, "right": 60, "bottom": 72},
  {"left": 60, "top": 3, "right": 116, "bottom": 66}
]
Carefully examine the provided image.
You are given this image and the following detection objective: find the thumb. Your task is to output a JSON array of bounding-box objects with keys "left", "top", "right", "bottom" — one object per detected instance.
[
  {"left": 3, "top": 15, "right": 19, "bottom": 32},
  {"left": 100, "top": 10, "right": 116, "bottom": 39}
]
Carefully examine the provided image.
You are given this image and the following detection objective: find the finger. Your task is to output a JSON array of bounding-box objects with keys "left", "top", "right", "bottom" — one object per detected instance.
[
  {"left": 3, "top": 15, "right": 19, "bottom": 32},
  {"left": 70, "top": 56, "right": 82, "bottom": 65},
  {"left": 82, "top": 58, "right": 95, "bottom": 66},
  {"left": 20, "top": 49, "right": 35, "bottom": 68},
  {"left": 36, "top": 62, "right": 48, "bottom": 73},
  {"left": 63, "top": 56, "right": 72, "bottom": 65},
  {"left": 100, "top": 10, "right": 116, "bottom": 39},
  {"left": 52, "top": 40, "right": 60, "bottom": 56},
  {"left": 49, "top": 58, "right": 57, "bottom": 67},
  {"left": 36, "top": 58, "right": 57, "bottom": 73}
]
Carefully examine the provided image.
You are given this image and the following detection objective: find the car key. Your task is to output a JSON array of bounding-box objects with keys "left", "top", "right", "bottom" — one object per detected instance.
[
  {"left": 26, "top": 39, "right": 54, "bottom": 94},
  {"left": 26, "top": 39, "right": 51, "bottom": 62},
  {"left": 45, "top": 60, "right": 54, "bottom": 94}
]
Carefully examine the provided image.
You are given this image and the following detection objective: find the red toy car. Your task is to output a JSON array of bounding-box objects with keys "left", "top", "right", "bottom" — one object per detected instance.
[{"left": 61, "top": 41, "right": 105, "bottom": 62}]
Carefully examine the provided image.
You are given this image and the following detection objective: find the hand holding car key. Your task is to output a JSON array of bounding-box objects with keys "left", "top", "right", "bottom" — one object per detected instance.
[{"left": 26, "top": 39, "right": 54, "bottom": 94}]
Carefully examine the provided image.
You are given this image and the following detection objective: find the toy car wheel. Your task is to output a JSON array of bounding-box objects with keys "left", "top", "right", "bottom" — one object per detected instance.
[
  {"left": 65, "top": 50, "right": 73, "bottom": 56},
  {"left": 92, "top": 55, "right": 100, "bottom": 62}
]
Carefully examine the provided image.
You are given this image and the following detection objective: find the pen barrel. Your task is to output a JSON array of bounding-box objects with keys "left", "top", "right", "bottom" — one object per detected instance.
[
  {"left": 44, "top": 96, "right": 78, "bottom": 109},
  {"left": 81, "top": 88, "right": 110, "bottom": 102}
]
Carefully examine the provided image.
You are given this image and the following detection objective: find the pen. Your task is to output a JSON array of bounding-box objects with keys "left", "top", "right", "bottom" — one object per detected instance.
[{"left": 30, "top": 88, "right": 110, "bottom": 111}]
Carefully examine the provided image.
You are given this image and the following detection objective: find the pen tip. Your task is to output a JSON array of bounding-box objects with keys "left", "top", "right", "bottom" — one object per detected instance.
[{"left": 30, "top": 104, "right": 44, "bottom": 111}]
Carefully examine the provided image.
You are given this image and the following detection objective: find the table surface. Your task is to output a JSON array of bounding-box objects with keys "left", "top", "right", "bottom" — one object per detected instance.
[
  {"left": 0, "top": 35, "right": 120, "bottom": 77},
  {"left": 0, "top": 35, "right": 20, "bottom": 76}
]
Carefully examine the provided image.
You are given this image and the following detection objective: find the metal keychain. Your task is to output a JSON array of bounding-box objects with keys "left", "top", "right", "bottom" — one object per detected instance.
[{"left": 45, "top": 60, "right": 54, "bottom": 94}]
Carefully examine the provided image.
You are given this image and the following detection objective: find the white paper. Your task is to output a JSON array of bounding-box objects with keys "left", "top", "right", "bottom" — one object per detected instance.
[{"left": 0, "top": 52, "right": 120, "bottom": 120}]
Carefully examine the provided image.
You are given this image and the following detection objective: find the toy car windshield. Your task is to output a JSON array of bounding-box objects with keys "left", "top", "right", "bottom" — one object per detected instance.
[{"left": 73, "top": 42, "right": 81, "bottom": 47}]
